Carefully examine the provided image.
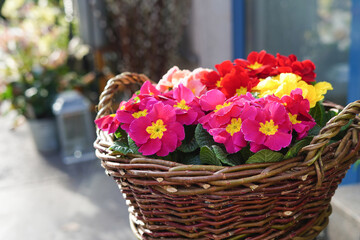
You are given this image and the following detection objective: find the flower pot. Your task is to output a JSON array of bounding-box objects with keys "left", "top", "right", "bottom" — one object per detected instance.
[{"left": 28, "top": 118, "right": 59, "bottom": 153}]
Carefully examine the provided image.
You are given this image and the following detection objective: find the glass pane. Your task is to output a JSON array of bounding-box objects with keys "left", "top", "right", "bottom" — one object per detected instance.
[
  {"left": 245, "top": 0, "right": 351, "bottom": 105},
  {"left": 62, "top": 113, "right": 92, "bottom": 156}
]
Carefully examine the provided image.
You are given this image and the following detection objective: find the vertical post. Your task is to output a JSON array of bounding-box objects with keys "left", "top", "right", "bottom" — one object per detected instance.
[
  {"left": 232, "top": 0, "right": 246, "bottom": 59},
  {"left": 343, "top": 0, "right": 360, "bottom": 184},
  {"left": 348, "top": 0, "right": 360, "bottom": 103}
]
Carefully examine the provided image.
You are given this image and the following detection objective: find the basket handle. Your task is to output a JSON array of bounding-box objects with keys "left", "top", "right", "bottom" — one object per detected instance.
[
  {"left": 96, "top": 72, "right": 151, "bottom": 120},
  {"left": 302, "top": 100, "right": 360, "bottom": 165}
]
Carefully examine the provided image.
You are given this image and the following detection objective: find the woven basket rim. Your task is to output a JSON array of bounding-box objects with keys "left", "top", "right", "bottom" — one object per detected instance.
[{"left": 94, "top": 72, "right": 360, "bottom": 191}]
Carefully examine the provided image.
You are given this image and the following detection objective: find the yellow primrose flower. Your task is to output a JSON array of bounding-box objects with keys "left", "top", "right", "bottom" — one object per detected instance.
[
  {"left": 255, "top": 73, "right": 300, "bottom": 98},
  {"left": 255, "top": 73, "right": 333, "bottom": 108}
]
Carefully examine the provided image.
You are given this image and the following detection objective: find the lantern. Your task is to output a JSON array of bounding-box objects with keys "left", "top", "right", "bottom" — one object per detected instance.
[{"left": 52, "top": 91, "right": 95, "bottom": 164}]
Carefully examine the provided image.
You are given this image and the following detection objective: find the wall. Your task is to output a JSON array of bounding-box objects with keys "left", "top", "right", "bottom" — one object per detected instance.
[{"left": 190, "top": 0, "right": 233, "bottom": 69}]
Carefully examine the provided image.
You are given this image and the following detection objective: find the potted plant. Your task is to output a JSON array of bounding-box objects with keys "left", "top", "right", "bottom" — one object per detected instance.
[
  {"left": 94, "top": 51, "right": 360, "bottom": 239},
  {"left": 0, "top": 1, "right": 89, "bottom": 152}
]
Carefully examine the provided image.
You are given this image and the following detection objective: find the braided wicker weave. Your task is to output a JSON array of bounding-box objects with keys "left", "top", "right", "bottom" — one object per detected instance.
[{"left": 94, "top": 73, "right": 360, "bottom": 240}]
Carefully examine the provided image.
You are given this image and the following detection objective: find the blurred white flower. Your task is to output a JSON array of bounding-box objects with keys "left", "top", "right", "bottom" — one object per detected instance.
[{"left": 317, "top": 2, "right": 351, "bottom": 51}]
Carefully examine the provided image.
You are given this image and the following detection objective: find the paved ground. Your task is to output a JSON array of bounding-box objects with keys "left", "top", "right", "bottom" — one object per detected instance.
[
  {"left": 0, "top": 115, "right": 137, "bottom": 240},
  {"left": 0, "top": 114, "right": 343, "bottom": 240}
]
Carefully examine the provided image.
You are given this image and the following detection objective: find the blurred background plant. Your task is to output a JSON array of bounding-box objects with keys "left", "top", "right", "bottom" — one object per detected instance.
[{"left": 0, "top": 0, "right": 91, "bottom": 122}]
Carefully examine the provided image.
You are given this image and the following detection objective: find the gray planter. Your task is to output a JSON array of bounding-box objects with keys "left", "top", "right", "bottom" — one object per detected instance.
[{"left": 28, "top": 118, "right": 59, "bottom": 153}]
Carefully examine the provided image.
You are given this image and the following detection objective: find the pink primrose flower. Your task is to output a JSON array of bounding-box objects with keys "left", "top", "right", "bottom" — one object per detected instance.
[
  {"left": 156, "top": 66, "right": 180, "bottom": 92},
  {"left": 140, "top": 81, "right": 161, "bottom": 96},
  {"left": 172, "top": 84, "right": 205, "bottom": 125},
  {"left": 242, "top": 101, "right": 293, "bottom": 152},
  {"left": 281, "top": 89, "right": 316, "bottom": 139},
  {"left": 198, "top": 91, "right": 256, "bottom": 130},
  {"left": 199, "top": 89, "right": 227, "bottom": 112},
  {"left": 156, "top": 66, "right": 191, "bottom": 92},
  {"left": 115, "top": 93, "right": 147, "bottom": 132},
  {"left": 208, "top": 103, "right": 258, "bottom": 153},
  {"left": 128, "top": 102, "right": 185, "bottom": 156},
  {"left": 198, "top": 89, "right": 233, "bottom": 130},
  {"left": 180, "top": 67, "right": 210, "bottom": 97},
  {"left": 95, "top": 114, "right": 120, "bottom": 134},
  {"left": 117, "top": 82, "right": 177, "bottom": 132}
]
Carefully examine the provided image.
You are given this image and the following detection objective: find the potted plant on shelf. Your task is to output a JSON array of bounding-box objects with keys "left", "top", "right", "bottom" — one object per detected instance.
[
  {"left": 94, "top": 50, "right": 360, "bottom": 239},
  {"left": 0, "top": 1, "right": 89, "bottom": 152}
]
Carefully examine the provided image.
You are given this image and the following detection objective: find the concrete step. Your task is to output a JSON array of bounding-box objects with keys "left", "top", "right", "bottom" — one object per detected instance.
[{"left": 328, "top": 183, "right": 360, "bottom": 240}]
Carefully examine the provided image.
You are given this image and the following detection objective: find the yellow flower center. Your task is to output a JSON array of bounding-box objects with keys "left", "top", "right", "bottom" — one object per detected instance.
[
  {"left": 248, "top": 61, "right": 263, "bottom": 70},
  {"left": 110, "top": 114, "right": 116, "bottom": 117},
  {"left": 120, "top": 105, "right": 125, "bottom": 110},
  {"left": 216, "top": 77, "right": 223, "bottom": 88},
  {"left": 236, "top": 87, "right": 248, "bottom": 96},
  {"left": 259, "top": 119, "right": 278, "bottom": 136},
  {"left": 288, "top": 113, "right": 301, "bottom": 124},
  {"left": 146, "top": 119, "right": 167, "bottom": 139},
  {"left": 226, "top": 118, "right": 242, "bottom": 136},
  {"left": 174, "top": 99, "right": 190, "bottom": 110},
  {"left": 215, "top": 102, "right": 232, "bottom": 112},
  {"left": 132, "top": 109, "right": 148, "bottom": 119}
]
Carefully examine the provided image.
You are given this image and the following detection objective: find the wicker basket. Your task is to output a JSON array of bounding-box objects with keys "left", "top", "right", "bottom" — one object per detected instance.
[{"left": 94, "top": 73, "right": 360, "bottom": 240}]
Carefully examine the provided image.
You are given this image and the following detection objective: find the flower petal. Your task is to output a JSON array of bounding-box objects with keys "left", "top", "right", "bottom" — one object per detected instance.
[
  {"left": 199, "top": 89, "right": 226, "bottom": 111},
  {"left": 242, "top": 119, "right": 266, "bottom": 145},
  {"left": 138, "top": 138, "right": 162, "bottom": 155},
  {"left": 129, "top": 118, "right": 151, "bottom": 144},
  {"left": 156, "top": 132, "right": 178, "bottom": 156},
  {"left": 264, "top": 131, "right": 292, "bottom": 151}
]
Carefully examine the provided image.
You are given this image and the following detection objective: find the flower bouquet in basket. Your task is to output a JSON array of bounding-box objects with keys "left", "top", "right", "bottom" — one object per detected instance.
[{"left": 94, "top": 51, "right": 360, "bottom": 240}]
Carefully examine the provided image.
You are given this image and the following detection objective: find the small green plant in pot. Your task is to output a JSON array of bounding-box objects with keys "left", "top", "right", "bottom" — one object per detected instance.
[{"left": 0, "top": 1, "right": 88, "bottom": 152}]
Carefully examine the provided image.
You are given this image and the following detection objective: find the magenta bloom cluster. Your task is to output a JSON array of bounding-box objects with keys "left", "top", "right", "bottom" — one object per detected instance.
[{"left": 96, "top": 80, "right": 316, "bottom": 157}]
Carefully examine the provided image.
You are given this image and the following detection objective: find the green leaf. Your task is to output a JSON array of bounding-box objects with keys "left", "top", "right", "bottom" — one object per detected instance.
[
  {"left": 109, "top": 140, "right": 134, "bottom": 155},
  {"left": 308, "top": 124, "right": 321, "bottom": 136},
  {"left": 245, "top": 149, "right": 284, "bottom": 164},
  {"left": 309, "top": 102, "right": 325, "bottom": 126},
  {"left": 341, "top": 119, "right": 353, "bottom": 132},
  {"left": 177, "top": 136, "right": 199, "bottom": 153},
  {"left": 128, "top": 135, "right": 141, "bottom": 154},
  {"left": 355, "top": 159, "right": 360, "bottom": 168},
  {"left": 323, "top": 110, "right": 338, "bottom": 125},
  {"left": 179, "top": 153, "right": 202, "bottom": 165},
  {"left": 226, "top": 151, "right": 246, "bottom": 166},
  {"left": 0, "top": 84, "right": 13, "bottom": 100},
  {"left": 195, "top": 124, "right": 215, "bottom": 147},
  {"left": 284, "top": 137, "right": 312, "bottom": 159},
  {"left": 200, "top": 146, "right": 221, "bottom": 166},
  {"left": 240, "top": 146, "right": 252, "bottom": 161},
  {"left": 211, "top": 145, "right": 234, "bottom": 166},
  {"left": 114, "top": 128, "right": 127, "bottom": 140}
]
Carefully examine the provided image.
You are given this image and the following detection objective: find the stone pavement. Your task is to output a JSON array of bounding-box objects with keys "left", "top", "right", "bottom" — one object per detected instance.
[
  {"left": 0, "top": 115, "right": 136, "bottom": 240},
  {"left": 1, "top": 114, "right": 355, "bottom": 240}
]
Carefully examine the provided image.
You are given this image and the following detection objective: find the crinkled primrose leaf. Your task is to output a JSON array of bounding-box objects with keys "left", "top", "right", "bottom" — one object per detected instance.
[
  {"left": 177, "top": 136, "right": 199, "bottom": 153},
  {"left": 195, "top": 124, "right": 215, "bottom": 147},
  {"left": 127, "top": 135, "right": 140, "bottom": 154},
  {"left": 284, "top": 137, "right": 312, "bottom": 159},
  {"left": 109, "top": 140, "right": 134, "bottom": 155},
  {"left": 246, "top": 149, "right": 284, "bottom": 164},
  {"left": 309, "top": 101, "right": 325, "bottom": 126},
  {"left": 200, "top": 146, "right": 221, "bottom": 166},
  {"left": 211, "top": 145, "right": 235, "bottom": 166}
]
